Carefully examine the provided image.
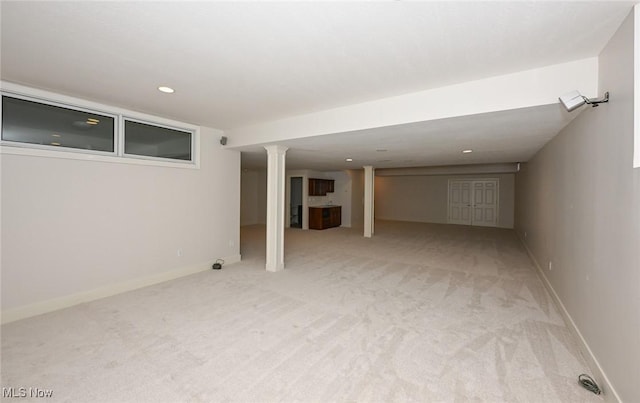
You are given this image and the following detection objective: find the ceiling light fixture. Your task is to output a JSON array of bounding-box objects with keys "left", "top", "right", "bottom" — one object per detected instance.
[
  {"left": 50, "top": 142, "right": 61, "bottom": 146},
  {"left": 52, "top": 134, "right": 61, "bottom": 138},
  {"left": 345, "top": 158, "right": 353, "bottom": 162},
  {"left": 559, "top": 90, "right": 609, "bottom": 112},
  {"left": 462, "top": 149, "right": 473, "bottom": 154},
  {"left": 158, "top": 86, "right": 175, "bottom": 94},
  {"left": 72, "top": 121, "right": 93, "bottom": 129}
]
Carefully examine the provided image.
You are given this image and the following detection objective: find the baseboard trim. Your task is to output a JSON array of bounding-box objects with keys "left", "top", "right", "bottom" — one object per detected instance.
[
  {"left": 1, "top": 254, "right": 242, "bottom": 325},
  {"left": 516, "top": 232, "right": 620, "bottom": 403}
]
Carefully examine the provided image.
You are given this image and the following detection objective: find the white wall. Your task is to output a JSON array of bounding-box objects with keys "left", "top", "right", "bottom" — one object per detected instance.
[
  {"left": 240, "top": 170, "right": 258, "bottom": 226},
  {"left": 240, "top": 169, "right": 267, "bottom": 226},
  {"left": 348, "top": 169, "right": 365, "bottom": 230},
  {"left": 634, "top": 5, "right": 640, "bottom": 168},
  {"left": 332, "top": 171, "right": 352, "bottom": 228},
  {"left": 375, "top": 173, "right": 515, "bottom": 228},
  {"left": 1, "top": 114, "right": 241, "bottom": 323},
  {"left": 515, "top": 11, "right": 639, "bottom": 402}
]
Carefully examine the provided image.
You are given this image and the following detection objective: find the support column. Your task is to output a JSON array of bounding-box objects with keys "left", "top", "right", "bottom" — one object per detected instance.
[
  {"left": 264, "top": 145, "right": 288, "bottom": 272},
  {"left": 363, "top": 165, "right": 375, "bottom": 238}
]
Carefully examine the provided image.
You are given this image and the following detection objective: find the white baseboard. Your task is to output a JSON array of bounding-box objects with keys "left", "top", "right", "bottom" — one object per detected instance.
[
  {"left": 516, "top": 232, "right": 620, "bottom": 403},
  {"left": 1, "top": 254, "right": 242, "bottom": 325}
]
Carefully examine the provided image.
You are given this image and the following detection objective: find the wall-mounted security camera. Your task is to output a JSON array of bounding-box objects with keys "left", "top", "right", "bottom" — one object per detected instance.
[
  {"left": 559, "top": 90, "right": 609, "bottom": 112},
  {"left": 220, "top": 136, "right": 228, "bottom": 146}
]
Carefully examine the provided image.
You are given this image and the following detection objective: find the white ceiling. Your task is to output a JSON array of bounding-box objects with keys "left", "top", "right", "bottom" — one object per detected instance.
[{"left": 1, "top": 1, "right": 635, "bottom": 170}]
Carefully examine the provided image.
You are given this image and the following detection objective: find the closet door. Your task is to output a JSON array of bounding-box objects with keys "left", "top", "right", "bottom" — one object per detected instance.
[
  {"left": 448, "top": 181, "right": 472, "bottom": 225},
  {"left": 448, "top": 179, "right": 499, "bottom": 227},
  {"left": 471, "top": 180, "right": 498, "bottom": 227}
]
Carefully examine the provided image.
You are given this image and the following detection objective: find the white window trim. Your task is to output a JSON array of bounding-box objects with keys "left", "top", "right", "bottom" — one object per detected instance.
[
  {"left": 0, "top": 81, "right": 200, "bottom": 169},
  {"left": 122, "top": 116, "right": 196, "bottom": 164}
]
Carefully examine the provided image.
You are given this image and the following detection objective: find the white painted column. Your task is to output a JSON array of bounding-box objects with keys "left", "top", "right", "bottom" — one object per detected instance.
[
  {"left": 363, "top": 165, "right": 375, "bottom": 238},
  {"left": 264, "top": 145, "right": 288, "bottom": 272}
]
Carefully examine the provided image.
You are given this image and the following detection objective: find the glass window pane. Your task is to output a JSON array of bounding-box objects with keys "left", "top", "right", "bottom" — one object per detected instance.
[
  {"left": 1, "top": 95, "right": 115, "bottom": 152},
  {"left": 124, "top": 120, "right": 192, "bottom": 161}
]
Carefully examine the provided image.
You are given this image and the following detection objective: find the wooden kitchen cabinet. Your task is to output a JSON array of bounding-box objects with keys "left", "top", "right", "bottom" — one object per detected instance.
[
  {"left": 308, "top": 179, "right": 322, "bottom": 196},
  {"left": 309, "top": 206, "right": 341, "bottom": 230},
  {"left": 308, "top": 178, "right": 335, "bottom": 196},
  {"left": 326, "top": 180, "right": 334, "bottom": 193}
]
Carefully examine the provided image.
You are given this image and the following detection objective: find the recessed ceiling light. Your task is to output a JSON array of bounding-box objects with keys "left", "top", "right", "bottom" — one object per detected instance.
[
  {"left": 50, "top": 142, "right": 61, "bottom": 146},
  {"left": 158, "top": 86, "right": 175, "bottom": 93},
  {"left": 462, "top": 149, "right": 473, "bottom": 154},
  {"left": 52, "top": 134, "right": 61, "bottom": 138},
  {"left": 345, "top": 158, "right": 353, "bottom": 162},
  {"left": 72, "top": 121, "right": 93, "bottom": 129}
]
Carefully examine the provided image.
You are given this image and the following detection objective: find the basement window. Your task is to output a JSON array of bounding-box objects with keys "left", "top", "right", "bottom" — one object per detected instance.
[
  {"left": 1, "top": 89, "right": 199, "bottom": 168},
  {"left": 1, "top": 95, "right": 115, "bottom": 153},
  {"left": 124, "top": 119, "right": 192, "bottom": 161}
]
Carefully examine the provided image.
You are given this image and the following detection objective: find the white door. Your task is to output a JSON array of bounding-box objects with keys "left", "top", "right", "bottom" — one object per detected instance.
[
  {"left": 448, "top": 181, "right": 472, "bottom": 225},
  {"left": 471, "top": 180, "right": 498, "bottom": 227},
  {"left": 448, "top": 179, "right": 498, "bottom": 227}
]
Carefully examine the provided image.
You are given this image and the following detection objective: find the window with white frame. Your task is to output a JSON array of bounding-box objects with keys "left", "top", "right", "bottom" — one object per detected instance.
[
  {"left": 2, "top": 95, "right": 116, "bottom": 153},
  {"left": 1, "top": 92, "right": 197, "bottom": 166},
  {"left": 124, "top": 119, "right": 192, "bottom": 161}
]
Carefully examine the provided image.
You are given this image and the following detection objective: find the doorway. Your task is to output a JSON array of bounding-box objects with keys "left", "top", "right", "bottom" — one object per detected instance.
[
  {"left": 448, "top": 179, "right": 498, "bottom": 227},
  {"left": 290, "top": 177, "right": 303, "bottom": 228}
]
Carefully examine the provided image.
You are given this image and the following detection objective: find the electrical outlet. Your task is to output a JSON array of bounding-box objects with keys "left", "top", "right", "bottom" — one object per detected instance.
[
  {"left": 177, "top": 249, "right": 183, "bottom": 257},
  {"left": 548, "top": 261, "right": 553, "bottom": 271}
]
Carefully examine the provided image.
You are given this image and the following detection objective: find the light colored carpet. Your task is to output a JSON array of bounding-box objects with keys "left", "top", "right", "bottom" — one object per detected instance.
[{"left": 1, "top": 221, "right": 602, "bottom": 402}]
